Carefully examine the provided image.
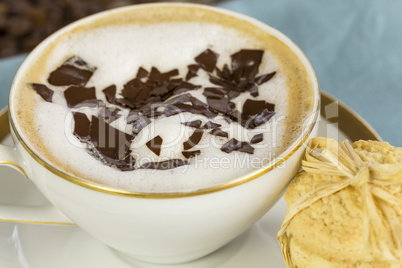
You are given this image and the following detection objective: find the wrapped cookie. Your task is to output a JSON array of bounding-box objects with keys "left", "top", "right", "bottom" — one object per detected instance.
[{"left": 277, "top": 137, "right": 402, "bottom": 267}]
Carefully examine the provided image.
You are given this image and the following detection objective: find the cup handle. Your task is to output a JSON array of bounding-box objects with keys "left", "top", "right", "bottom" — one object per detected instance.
[{"left": 0, "top": 144, "right": 74, "bottom": 225}]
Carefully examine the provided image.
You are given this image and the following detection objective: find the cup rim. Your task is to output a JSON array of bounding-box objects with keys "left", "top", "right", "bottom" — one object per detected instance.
[{"left": 8, "top": 2, "right": 320, "bottom": 199}]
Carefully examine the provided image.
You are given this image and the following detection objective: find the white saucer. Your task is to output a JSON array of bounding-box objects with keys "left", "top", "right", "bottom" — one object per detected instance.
[{"left": 0, "top": 93, "right": 380, "bottom": 268}]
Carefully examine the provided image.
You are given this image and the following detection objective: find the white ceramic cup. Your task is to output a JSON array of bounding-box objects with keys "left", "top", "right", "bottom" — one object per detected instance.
[{"left": 0, "top": 3, "right": 320, "bottom": 264}]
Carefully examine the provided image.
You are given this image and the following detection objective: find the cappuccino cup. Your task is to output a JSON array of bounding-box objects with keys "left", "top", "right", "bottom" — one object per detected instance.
[{"left": 0, "top": 3, "right": 320, "bottom": 264}]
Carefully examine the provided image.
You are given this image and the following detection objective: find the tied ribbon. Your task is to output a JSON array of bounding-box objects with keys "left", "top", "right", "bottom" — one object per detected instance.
[{"left": 277, "top": 138, "right": 402, "bottom": 267}]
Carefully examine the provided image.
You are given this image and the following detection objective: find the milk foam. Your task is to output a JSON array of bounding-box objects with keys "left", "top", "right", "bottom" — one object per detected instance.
[{"left": 14, "top": 10, "right": 314, "bottom": 193}]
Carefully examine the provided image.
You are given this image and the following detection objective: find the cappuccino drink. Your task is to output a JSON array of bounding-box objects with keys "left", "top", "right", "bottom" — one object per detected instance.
[{"left": 13, "top": 5, "right": 315, "bottom": 193}]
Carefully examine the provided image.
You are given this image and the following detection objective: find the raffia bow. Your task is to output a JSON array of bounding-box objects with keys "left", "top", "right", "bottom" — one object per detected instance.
[{"left": 277, "top": 137, "right": 402, "bottom": 267}]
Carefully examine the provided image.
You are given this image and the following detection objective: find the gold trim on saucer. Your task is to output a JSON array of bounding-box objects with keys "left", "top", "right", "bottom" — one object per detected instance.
[
  {"left": 0, "top": 160, "right": 27, "bottom": 177},
  {"left": 0, "top": 107, "right": 10, "bottom": 141},
  {"left": 0, "top": 217, "right": 75, "bottom": 225},
  {"left": 320, "top": 92, "right": 382, "bottom": 141}
]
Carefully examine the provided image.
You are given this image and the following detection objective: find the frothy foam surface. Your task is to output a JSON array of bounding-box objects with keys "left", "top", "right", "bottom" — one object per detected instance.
[{"left": 13, "top": 6, "right": 315, "bottom": 192}]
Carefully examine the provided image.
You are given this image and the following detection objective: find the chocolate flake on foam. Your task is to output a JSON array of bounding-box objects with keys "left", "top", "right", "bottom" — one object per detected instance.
[
  {"left": 183, "top": 129, "right": 204, "bottom": 150},
  {"left": 88, "top": 116, "right": 135, "bottom": 171},
  {"left": 182, "top": 120, "right": 203, "bottom": 128},
  {"left": 48, "top": 56, "right": 95, "bottom": 87},
  {"left": 202, "top": 121, "right": 221, "bottom": 129},
  {"left": 209, "top": 128, "right": 228, "bottom": 138},
  {"left": 31, "top": 83, "right": 54, "bottom": 102},
  {"left": 195, "top": 49, "right": 218, "bottom": 73},
  {"left": 64, "top": 86, "right": 96, "bottom": 108},
  {"left": 185, "top": 64, "right": 200, "bottom": 81},
  {"left": 72, "top": 112, "right": 91, "bottom": 141},
  {"left": 38, "top": 48, "right": 278, "bottom": 172},
  {"left": 146, "top": 135, "right": 163, "bottom": 156},
  {"left": 182, "top": 150, "right": 201, "bottom": 159},
  {"left": 250, "top": 133, "right": 263, "bottom": 144},
  {"left": 221, "top": 138, "right": 254, "bottom": 155}
]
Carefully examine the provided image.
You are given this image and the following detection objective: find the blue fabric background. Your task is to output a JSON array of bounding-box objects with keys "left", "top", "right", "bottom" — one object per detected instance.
[{"left": 1, "top": 0, "right": 401, "bottom": 145}]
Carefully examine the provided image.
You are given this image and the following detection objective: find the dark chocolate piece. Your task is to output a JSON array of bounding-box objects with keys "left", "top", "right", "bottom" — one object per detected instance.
[
  {"left": 174, "top": 81, "right": 201, "bottom": 95},
  {"left": 136, "top": 67, "right": 149, "bottom": 79},
  {"left": 72, "top": 112, "right": 90, "bottom": 141},
  {"left": 202, "top": 121, "right": 221, "bottom": 129},
  {"left": 139, "top": 159, "right": 188, "bottom": 170},
  {"left": 231, "top": 50, "right": 263, "bottom": 82},
  {"left": 183, "top": 129, "right": 203, "bottom": 150},
  {"left": 64, "top": 86, "right": 96, "bottom": 108},
  {"left": 165, "top": 93, "right": 192, "bottom": 105},
  {"left": 250, "top": 133, "right": 263, "bottom": 144},
  {"left": 254, "top": 71, "right": 276, "bottom": 85},
  {"left": 221, "top": 138, "right": 242, "bottom": 154},
  {"left": 227, "top": 90, "right": 241, "bottom": 99},
  {"left": 195, "top": 49, "right": 218, "bottom": 72},
  {"left": 237, "top": 142, "right": 254, "bottom": 154},
  {"left": 182, "top": 150, "right": 201, "bottom": 159},
  {"left": 220, "top": 138, "right": 254, "bottom": 154},
  {"left": 102, "top": 85, "right": 117, "bottom": 103},
  {"left": 48, "top": 56, "right": 94, "bottom": 86},
  {"left": 89, "top": 116, "right": 134, "bottom": 170},
  {"left": 209, "top": 128, "right": 228, "bottom": 138},
  {"left": 248, "top": 84, "right": 259, "bottom": 97},
  {"left": 203, "top": 87, "right": 227, "bottom": 98},
  {"left": 186, "top": 64, "right": 200, "bottom": 81},
  {"left": 242, "top": 99, "right": 267, "bottom": 117},
  {"left": 146, "top": 135, "right": 163, "bottom": 156},
  {"left": 182, "top": 120, "right": 203, "bottom": 128},
  {"left": 31, "top": 83, "right": 54, "bottom": 102},
  {"left": 207, "top": 97, "right": 229, "bottom": 113},
  {"left": 227, "top": 101, "right": 236, "bottom": 111}
]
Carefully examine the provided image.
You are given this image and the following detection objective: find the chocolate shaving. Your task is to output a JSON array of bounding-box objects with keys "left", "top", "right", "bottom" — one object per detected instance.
[
  {"left": 250, "top": 133, "right": 263, "bottom": 144},
  {"left": 255, "top": 72, "right": 276, "bottom": 85},
  {"left": 248, "top": 84, "right": 259, "bottom": 97},
  {"left": 88, "top": 116, "right": 134, "bottom": 170},
  {"left": 210, "top": 128, "right": 228, "bottom": 138},
  {"left": 221, "top": 138, "right": 254, "bottom": 154},
  {"left": 165, "top": 93, "right": 192, "bottom": 105},
  {"left": 31, "top": 83, "right": 53, "bottom": 102},
  {"left": 186, "top": 64, "right": 200, "bottom": 81},
  {"left": 174, "top": 81, "right": 201, "bottom": 95},
  {"left": 237, "top": 142, "right": 254, "bottom": 154},
  {"left": 202, "top": 121, "right": 221, "bottom": 129},
  {"left": 72, "top": 112, "right": 90, "bottom": 141},
  {"left": 182, "top": 120, "right": 203, "bottom": 128},
  {"left": 207, "top": 96, "right": 229, "bottom": 113},
  {"left": 136, "top": 67, "right": 149, "bottom": 79},
  {"left": 139, "top": 159, "right": 188, "bottom": 170},
  {"left": 102, "top": 85, "right": 117, "bottom": 103},
  {"left": 146, "top": 135, "right": 163, "bottom": 156},
  {"left": 48, "top": 56, "right": 95, "bottom": 86},
  {"left": 242, "top": 99, "right": 268, "bottom": 117},
  {"left": 64, "top": 86, "right": 96, "bottom": 108},
  {"left": 231, "top": 50, "right": 263, "bottom": 82},
  {"left": 195, "top": 49, "right": 218, "bottom": 72},
  {"left": 183, "top": 129, "right": 203, "bottom": 150},
  {"left": 182, "top": 150, "right": 201, "bottom": 159},
  {"left": 203, "top": 87, "right": 227, "bottom": 98},
  {"left": 220, "top": 138, "right": 242, "bottom": 154}
]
